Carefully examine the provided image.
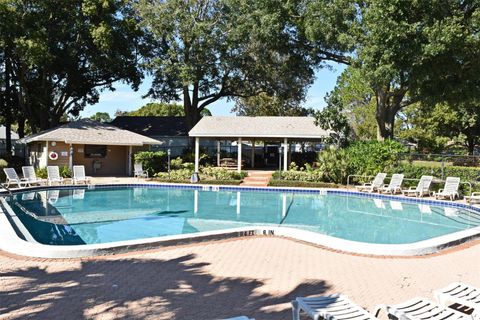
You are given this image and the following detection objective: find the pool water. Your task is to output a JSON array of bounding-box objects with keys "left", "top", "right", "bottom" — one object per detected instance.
[{"left": 5, "top": 186, "right": 480, "bottom": 245}]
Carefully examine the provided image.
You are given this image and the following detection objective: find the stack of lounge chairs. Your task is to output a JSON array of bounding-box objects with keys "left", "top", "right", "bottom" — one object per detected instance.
[
  {"left": 292, "top": 282, "right": 479, "bottom": 320},
  {"left": 354, "top": 173, "right": 463, "bottom": 201}
]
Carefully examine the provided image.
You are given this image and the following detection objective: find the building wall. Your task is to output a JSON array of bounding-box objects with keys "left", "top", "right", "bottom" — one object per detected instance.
[
  {"left": 27, "top": 141, "right": 47, "bottom": 168},
  {"left": 46, "top": 141, "right": 70, "bottom": 167},
  {"left": 28, "top": 141, "right": 129, "bottom": 176},
  {"left": 72, "top": 144, "right": 127, "bottom": 176}
]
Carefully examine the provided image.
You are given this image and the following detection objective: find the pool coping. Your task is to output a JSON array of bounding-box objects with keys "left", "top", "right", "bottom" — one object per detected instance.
[{"left": 1, "top": 183, "right": 480, "bottom": 258}]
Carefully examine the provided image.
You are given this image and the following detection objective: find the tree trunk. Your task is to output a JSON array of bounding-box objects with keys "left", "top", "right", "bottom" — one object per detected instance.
[
  {"left": 183, "top": 93, "right": 201, "bottom": 130},
  {"left": 375, "top": 89, "right": 401, "bottom": 141},
  {"left": 17, "top": 116, "right": 26, "bottom": 138},
  {"left": 4, "top": 52, "right": 13, "bottom": 158},
  {"left": 466, "top": 137, "right": 475, "bottom": 155}
]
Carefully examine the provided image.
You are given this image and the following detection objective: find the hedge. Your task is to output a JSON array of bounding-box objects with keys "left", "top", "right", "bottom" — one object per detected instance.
[
  {"left": 152, "top": 179, "right": 242, "bottom": 185},
  {"left": 268, "top": 180, "right": 340, "bottom": 188},
  {"left": 272, "top": 170, "right": 324, "bottom": 182}
]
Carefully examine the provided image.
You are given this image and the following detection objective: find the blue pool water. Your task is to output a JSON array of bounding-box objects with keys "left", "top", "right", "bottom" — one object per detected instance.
[{"left": 4, "top": 186, "right": 480, "bottom": 246}]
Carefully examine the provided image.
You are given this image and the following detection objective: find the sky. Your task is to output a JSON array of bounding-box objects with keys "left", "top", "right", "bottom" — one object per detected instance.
[{"left": 80, "top": 62, "right": 346, "bottom": 118}]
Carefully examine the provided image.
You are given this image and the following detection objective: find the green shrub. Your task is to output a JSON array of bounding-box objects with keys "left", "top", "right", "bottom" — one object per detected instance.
[
  {"left": 59, "top": 166, "right": 72, "bottom": 178},
  {"left": 346, "top": 140, "right": 406, "bottom": 176},
  {"left": 170, "top": 157, "right": 195, "bottom": 171},
  {"left": 200, "top": 167, "right": 248, "bottom": 180},
  {"left": 268, "top": 180, "right": 340, "bottom": 188},
  {"left": 273, "top": 170, "right": 324, "bottom": 182},
  {"left": 36, "top": 167, "right": 48, "bottom": 179},
  {"left": 35, "top": 166, "right": 71, "bottom": 178},
  {"left": 155, "top": 168, "right": 193, "bottom": 181},
  {"left": 316, "top": 146, "right": 349, "bottom": 184},
  {"left": 0, "top": 159, "right": 8, "bottom": 168},
  {"left": 134, "top": 151, "right": 167, "bottom": 176},
  {"left": 154, "top": 167, "right": 248, "bottom": 182},
  {"left": 0, "top": 159, "right": 7, "bottom": 181}
]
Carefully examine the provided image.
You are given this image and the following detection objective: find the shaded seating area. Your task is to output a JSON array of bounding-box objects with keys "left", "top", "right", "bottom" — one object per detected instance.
[{"left": 189, "top": 116, "right": 331, "bottom": 173}]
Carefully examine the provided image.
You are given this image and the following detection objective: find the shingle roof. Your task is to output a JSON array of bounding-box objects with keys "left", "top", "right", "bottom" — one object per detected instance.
[
  {"left": 0, "top": 126, "right": 19, "bottom": 140},
  {"left": 189, "top": 116, "right": 331, "bottom": 139},
  {"left": 23, "top": 119, "right": 159, "bottom": 146},
  {"left": 110, "top": 116, "right": 188, "bottom": 137}
]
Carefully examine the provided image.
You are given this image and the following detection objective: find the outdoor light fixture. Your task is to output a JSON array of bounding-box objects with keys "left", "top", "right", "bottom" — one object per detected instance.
[{"left": 167, "top": 148, "right": 171, "bottom": 179}]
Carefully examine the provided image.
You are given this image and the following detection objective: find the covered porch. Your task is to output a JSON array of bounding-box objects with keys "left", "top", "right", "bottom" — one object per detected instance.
[{"left": 189, "top": 117, "right": 331, "bottom": 173}]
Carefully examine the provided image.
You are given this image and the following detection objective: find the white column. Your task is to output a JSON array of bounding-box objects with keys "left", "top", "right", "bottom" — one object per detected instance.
[
  {"left": 194, "top": 137, "right": 200, "bottom": 173},
  {"left": 237, "top": 137, "right": 242, "bottom": 173},
  {"left": 251, "top": 139, "right": 255, "bottom": 168},
  {"left": 128, "top": 146, "right": 133, "bottom": 176},
  {"left": 283, "top": 138, "right": 288, "bottom": 171},
  {"left": 217, "top": 140, "right": 221, "bottom": 167},
  {"left": 69, "top": 144, "right": 73, "bottom": 170}
]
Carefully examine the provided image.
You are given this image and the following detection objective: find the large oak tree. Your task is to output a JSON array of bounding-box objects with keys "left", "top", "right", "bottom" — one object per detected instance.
[
  {"left": 1, "top": 0, "right": 147, "bottom": 134},
  {"left": 136, "top": 0, "right": 347, "bottom": 129}
]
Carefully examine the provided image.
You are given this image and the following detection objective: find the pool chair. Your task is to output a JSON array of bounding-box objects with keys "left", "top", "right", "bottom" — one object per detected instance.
[
  {"left": 379, "top": 173, "right": 404, "bottom": 194},
  {"left": 133, "top": 163, "right": 148, "bottom": 178},
  {"left": 434, "top": 177, "right": 461, "bottom": 201},
  {"left": 22, "top": 166, "right": 46, "bottom": 186},
  {"left": 3, "top": 168, "right": 28, "bottom": 188},
  {"left": 435, "top": 283, "right": 480, "bottom": 312},
  {"left": 292, "top": 294, "right": 376, "bottom": 320},
  {"left": 355, "top": 173, "right": 387, "bottom": 193},
  {"left": 374, "top": 297, "right": 469, "bottom": 320},
  {"left": 464, "top": 192, "right": 480, "bottom": 204},
  {"left": 72, "top": 165, "right": 91, "bottom": 185},
  {"left": 47, "top": 166, "right": 65, "bottom": 186},
  {"left": 402, "top": 175, "right": 434, "bottom": 197}
]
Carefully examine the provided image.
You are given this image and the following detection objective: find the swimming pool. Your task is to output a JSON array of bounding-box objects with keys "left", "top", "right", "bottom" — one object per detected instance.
[{"left": 1, "top": 184, "right": 480, "bottom": 257}]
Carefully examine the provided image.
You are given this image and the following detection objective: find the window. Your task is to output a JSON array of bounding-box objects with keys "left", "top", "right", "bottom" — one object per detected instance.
[{"left": 84, "top": 145, "right": 107, "bottom": 158}]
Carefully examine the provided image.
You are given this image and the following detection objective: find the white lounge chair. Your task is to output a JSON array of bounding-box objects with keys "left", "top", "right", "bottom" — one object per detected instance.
[
  {"left": 292, "top": 294, "right": 376, "bottom": 320},
  {"left": 464, "top": 192, "right": 480, "bottom": 204},
  {"left": 3, "top": 168, "right": 27, "bottom": 188},
  {"left": 355, "top": 173, "right": 387, "bottom": 193},
  {"left": 379, "top": 174, "right": 404, "bottom": 194},
  {"left": 435, "top": 282, "right": 480, "bottom": 316},
  {"left": 133, "top": 163, "right": 148, "bottom": 178},
  {"left": 402, "top": 175, "right": 434, "bottom": 197},
  {"left": 47, "top": 166, "right": 65, "bottom": 186},
  {"left": 22, "top": 166, "right": 46, "bottom": 186},
  {"left": 374, "top": 297, "right": 467, "bottom": 320},
  {"left": 72, "top": 165, "right": 91, "bottom": 185},
  {"left": 435, "top": 177, "right": 460, "bottom": 201}
]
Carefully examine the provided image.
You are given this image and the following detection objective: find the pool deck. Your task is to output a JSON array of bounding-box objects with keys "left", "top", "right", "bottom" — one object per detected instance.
[
  {"left": 1, "top": 178, "right": 479, "bottom": 319},
  {"left": 0, "top": 236, "right": 479, "bottom": 319}
]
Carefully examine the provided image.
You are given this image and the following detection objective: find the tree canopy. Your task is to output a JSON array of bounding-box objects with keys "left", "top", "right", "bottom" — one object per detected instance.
[
  {"left": 232, "top": 93, "right": 313, "bottom": 117},
  {"left": 1, "top": 0, "right": 146, "bottom": 134},
  {"left": 135, "top": 0, "right": 341, "bottom": 128}
]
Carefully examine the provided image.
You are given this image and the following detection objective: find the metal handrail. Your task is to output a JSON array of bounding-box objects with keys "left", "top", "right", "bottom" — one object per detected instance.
[{"left": 0, "top": 183, "right": 13, "bottom": 196}]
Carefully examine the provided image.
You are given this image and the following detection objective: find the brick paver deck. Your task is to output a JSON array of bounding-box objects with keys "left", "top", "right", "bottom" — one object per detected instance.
[{"left": 0, "top": 237, "right": 479, "bottom": 320}]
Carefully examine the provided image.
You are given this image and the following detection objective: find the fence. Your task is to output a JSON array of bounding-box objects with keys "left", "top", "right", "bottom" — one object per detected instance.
[{"left": 398, "top": 153, "right": 480, "bottom": 167}]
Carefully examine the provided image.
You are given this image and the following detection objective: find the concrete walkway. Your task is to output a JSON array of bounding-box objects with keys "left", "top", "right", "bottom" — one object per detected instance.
[{"left": 0, "top": 237, "right": 479, "bottom": 320}]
